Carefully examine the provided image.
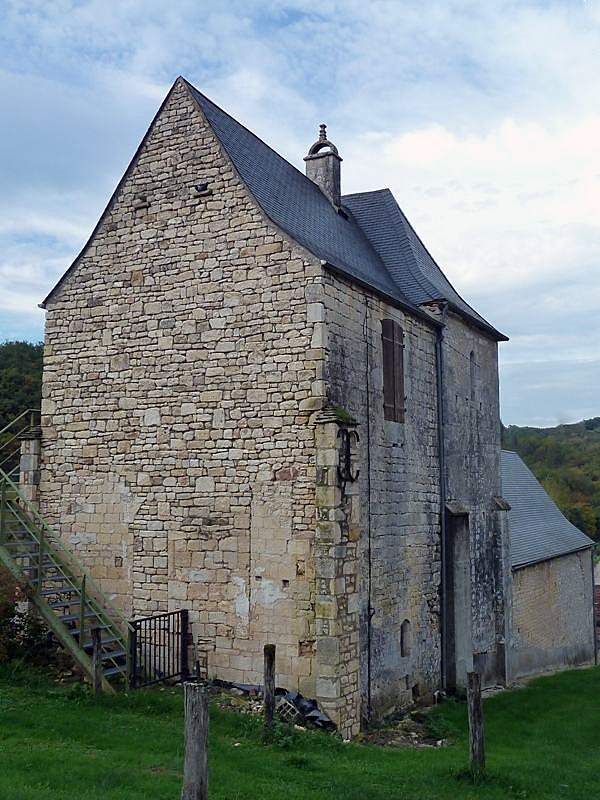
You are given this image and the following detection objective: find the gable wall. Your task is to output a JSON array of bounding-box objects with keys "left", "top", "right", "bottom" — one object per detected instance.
[
  {"left": 39, "top": 80, "right": 327, "bottom": 695},
  {"left": 320, "top": 272, "right": 442, "bottom": 722}
]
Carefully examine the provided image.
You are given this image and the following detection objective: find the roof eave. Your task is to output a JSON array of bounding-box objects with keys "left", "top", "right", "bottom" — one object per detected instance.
[
  {"left": 322, "top": 261, "right": 443, "bottom": 330},
  {"left": 444, "top": 300, "right": 509, "bottom": 342},
  {"left": 512, "top": 543, "right": 593, "bottom": 571}
]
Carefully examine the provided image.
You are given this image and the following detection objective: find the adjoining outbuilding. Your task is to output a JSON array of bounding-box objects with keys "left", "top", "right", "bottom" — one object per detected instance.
[{"left": 501, "top": 450, "right": 596, "bottom": 679}]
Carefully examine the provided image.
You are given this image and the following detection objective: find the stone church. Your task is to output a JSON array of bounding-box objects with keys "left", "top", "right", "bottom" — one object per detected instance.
[{"left": 33, "top": 77, "right": 594, "bottom": 738}]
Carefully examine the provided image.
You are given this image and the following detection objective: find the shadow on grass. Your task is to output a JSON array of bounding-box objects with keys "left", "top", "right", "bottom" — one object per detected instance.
[{"left": 451, "top": 767, "right": 530, "bottom": 798}]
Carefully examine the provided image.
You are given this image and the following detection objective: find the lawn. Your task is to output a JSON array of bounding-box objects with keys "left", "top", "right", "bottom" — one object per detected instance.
[{"left": 0, "top": 665, "right": 599, "bottom": 800}]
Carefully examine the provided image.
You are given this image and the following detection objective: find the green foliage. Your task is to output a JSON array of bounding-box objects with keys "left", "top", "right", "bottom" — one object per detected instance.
[
  {"left": 0, "top": 340, "right": 43, "bottom": 431},
  {"left": 502, "top": 417, "right": 600, "bottom": 539},
  {"left": 1, "top": 667, "right": 600, "bottom": 799},
  {"left": 0, "top": 564, "right": 53, "bottom": 665}
]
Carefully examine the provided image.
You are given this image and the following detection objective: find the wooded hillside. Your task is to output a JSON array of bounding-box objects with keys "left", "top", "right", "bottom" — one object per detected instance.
[
  {"left": 0, "top": 341, "right": 43, "bottom": 431},
  {"left": 503, "top": 419, "right": 600, "bottom": 539}
]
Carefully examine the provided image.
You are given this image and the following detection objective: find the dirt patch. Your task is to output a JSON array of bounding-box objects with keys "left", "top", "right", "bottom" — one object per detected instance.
[{"left": 359, "top": 709, "right": 449, "bottom": 749}]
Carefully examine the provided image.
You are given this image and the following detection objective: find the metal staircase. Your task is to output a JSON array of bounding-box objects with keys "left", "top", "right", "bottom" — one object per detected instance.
[{"left": 0, "top": 412, "right": 133, "bottom": 691}]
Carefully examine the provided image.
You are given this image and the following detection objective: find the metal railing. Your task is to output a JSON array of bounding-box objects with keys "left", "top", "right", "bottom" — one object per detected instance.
[
  {"left": 129, "top": 609, "right": 189, "bottom": 688},
  {"left": 0, "top": 409, "right": 40, "bottom": 479}
]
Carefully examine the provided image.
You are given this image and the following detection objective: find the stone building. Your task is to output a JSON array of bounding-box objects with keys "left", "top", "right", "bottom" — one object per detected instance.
[
  {"left": 501, "top": 451, "right": 595, "bottom": 678},
  {"left": 31, "top": 77, "right": 591, "bottom": 737}
]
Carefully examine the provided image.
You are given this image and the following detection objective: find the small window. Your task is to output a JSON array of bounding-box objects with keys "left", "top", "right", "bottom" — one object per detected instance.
[
  {"left": 401, "top": 619, "right": 411, "bottom": 657},
  {"left": 382, "top": 319, "right": 405, "bottom": 422},
  {"left": 469, "top": 350, "right": 475, "bottom": 401}
]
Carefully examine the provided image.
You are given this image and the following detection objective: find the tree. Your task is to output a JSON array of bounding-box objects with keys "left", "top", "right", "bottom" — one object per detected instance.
[{"left": 0, "top": 341, "right": 43, "bottom": 431}]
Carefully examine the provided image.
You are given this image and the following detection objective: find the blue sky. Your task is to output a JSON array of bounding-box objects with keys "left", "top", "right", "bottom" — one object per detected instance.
[{"left": 1, "top": 0, "right": 599, "bottom": 426}]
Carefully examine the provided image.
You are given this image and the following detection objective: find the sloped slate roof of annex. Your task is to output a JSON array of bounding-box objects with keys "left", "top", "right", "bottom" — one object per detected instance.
[
  {"left": 185, "top": 80, "right": 505, "bottom": 341},
  {"left": 501, "top": 450, "right": 593, "bottom": 569}
]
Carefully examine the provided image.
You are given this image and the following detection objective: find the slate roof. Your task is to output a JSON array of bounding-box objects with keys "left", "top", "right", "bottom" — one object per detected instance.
[
  {"left": 42, "top": 77, "right": 506, "bottom": 342},
  {"left": 501, "top": 450, "right": 593, "bottom": 569},
  {"left": 186, "top": 80, "right": 506, "bottom": 341},
  {"left": 344, "top": 190, "right": 506, "bottom": 339},
  {"left": 186, "top": 82, "right": 420, "bottom": 318}
]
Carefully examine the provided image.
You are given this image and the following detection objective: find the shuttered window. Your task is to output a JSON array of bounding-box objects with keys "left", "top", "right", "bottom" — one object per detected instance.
[{"left": 382, "top": 319, "right": 405, "bottom": 423}]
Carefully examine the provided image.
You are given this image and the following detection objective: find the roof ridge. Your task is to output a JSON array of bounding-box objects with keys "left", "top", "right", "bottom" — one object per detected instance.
[{"left": 342, "top": 188, "right": 391, "bottom": 199}]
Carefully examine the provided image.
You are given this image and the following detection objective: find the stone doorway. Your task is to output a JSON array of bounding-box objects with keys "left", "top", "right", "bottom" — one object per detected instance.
[{"left": 444, "top": 510, "right": 473, "bottom": 692}]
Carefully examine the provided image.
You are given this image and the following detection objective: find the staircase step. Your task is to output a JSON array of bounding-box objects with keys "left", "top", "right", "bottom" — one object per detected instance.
[
  {"left": 102, "top": 649, "right": 127, "bottom": 661},
  {"left": 3, "top": 539, "right": 36, "bottom": 547},
  {"left": 41, "top": 586, "right": 79, "bottom": 597},
  {"left": 82, "top": 634, "right": 120, "bottom": 649},
  {"left": 103, "top": 665, "right": 126, "bottom": 678},
  {"left": 71, "top": 624, "right": 110, "bottom": 637},
  {"left": 30, "top": 574, "right": 70, "bottom": 583},
  {"left": 48, "top": 599, "right": 79, "bottom": 610},
  {"left": 59, "top": 610, "right": 98, "bottom": 623}
]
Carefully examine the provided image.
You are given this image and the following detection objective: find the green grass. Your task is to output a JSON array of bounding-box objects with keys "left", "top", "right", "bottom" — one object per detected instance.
[{"left": 1, "top": 664, "right": 599, "bottom": 800}]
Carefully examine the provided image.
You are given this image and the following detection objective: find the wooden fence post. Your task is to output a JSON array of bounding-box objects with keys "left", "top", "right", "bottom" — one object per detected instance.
[
  {"left": 263, "top": 643, "right": 276, "bottom": 737},
  {"left": 92, "top": 627, "right": 103, "bottom": 694},
  {"left": 181, "top": 682, "right": 209, "bottom": 800},
  {"left": 467, "top": 671, "right": 485, "bottom": 774}
]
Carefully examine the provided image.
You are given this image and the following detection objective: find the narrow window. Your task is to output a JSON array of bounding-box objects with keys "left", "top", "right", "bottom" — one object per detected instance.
[
  {"left": 382, "top": 319, "right": 405, "bottom": 422},
  {"left": 469, "top": 350, "right": 475, "bottom": 401},
  {"left": 401, "top": 619, "right": 411, "bottom": 657}
]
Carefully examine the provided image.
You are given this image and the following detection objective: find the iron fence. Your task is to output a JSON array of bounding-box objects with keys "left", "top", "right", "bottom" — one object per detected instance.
[{"left": 129, "top": 609, "right": 189, "bottom": 688}]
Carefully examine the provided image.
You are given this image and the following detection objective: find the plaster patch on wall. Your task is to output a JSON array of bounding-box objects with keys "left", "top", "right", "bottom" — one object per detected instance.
[
  {"left": 252, "top": 579, "right": 285, "bottom": 607},
  {"left": 233, "top": 576, "right": 250, "bottom": 624}
]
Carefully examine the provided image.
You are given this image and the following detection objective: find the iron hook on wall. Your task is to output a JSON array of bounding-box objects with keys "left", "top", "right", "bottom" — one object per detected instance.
[{"left": 337, "top": 428, "right": 360, "bottom": 484}]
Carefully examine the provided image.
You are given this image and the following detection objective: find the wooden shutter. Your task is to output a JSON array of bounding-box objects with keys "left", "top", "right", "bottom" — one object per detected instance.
[
  {"left": 382, "top": 319, "right": 396, "bottom": 421},
  {"left": 394, "top": 323, "right": 405, "bottom": 422},
  {"left": 382, "top": 319, "right": 405, "bottom": 422}
]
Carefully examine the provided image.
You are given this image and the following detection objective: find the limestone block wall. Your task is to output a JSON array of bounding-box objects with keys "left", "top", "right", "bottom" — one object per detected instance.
[
  {"left": 510, "top": 551, "right": 595, "bottom": 678},
  {"left": 39, "top": 79, "right": 327, "bottom": 695},
  {"left": 313, "top": 410, "right": 361, "bottom": 738},
  {"left": 320, "top": 273, "right": 442, "bottom": 723},
  {"left": 438, "top": 310, "right": 506, "bottom": 685}
]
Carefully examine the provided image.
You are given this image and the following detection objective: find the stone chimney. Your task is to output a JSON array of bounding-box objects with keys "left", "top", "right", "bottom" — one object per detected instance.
[{"left": 304, "top": 124, "right": 342, "bottom": 208}]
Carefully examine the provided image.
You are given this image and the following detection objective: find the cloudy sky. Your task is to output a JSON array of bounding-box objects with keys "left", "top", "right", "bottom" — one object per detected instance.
[{"left": 1, "top": 0, "right": 598, "bottom": 426}]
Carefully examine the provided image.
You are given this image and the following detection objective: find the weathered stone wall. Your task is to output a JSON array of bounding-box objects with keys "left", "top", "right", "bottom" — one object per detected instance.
[
  {"left": 40, "top": 80, "right": 327, "bottom": 697},
  {"left": 438, "top": 310, "right": 506, "bottom": 686},
  {"left": 320, "top": 273, "right": 442, "bottom": 723},
  {"left": 313, "top": 409, "right": 361, "bottom": 737},
  {"left": 510, "top": 551, "right": 595, "bottom": 678}
]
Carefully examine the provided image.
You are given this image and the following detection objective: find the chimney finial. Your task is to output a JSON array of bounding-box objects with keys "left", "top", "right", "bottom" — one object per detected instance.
[{"left": 304, "top": 124, "right": 342, "bottom": 208}]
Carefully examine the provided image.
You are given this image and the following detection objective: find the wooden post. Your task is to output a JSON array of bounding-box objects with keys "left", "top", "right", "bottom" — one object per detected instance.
[
  {"left": 181, "top": 682, "right": 209, "bottom": 800},
  {"left": 79, "top": 575, "right": 86, "bottom": 643},
  {"left": 37, "top": 527, "right": 45, "bottom": 593},
  {"left": 467, "top": 671, "right": 485, "bottom": 774},
  {"left": 263, "top": 643, "right": 276, "bottom": 736},
  {"left": 92, "top": 627, "right": 103, "bottom": 694},
  {"left": 0, "top": 480, "right": 6, "bottom": 544}
]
